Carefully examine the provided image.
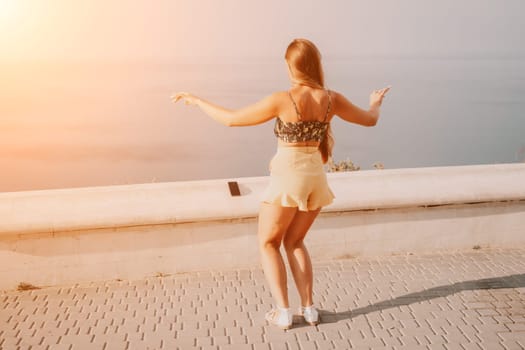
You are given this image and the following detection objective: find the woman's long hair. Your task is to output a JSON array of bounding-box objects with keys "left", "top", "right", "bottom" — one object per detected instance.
[{"left": 285, "top": 39, "right": 334, "bottom": 164}]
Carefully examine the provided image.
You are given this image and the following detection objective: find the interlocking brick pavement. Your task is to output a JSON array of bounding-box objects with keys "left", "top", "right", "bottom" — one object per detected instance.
[{"left": 1, "top": 248, "right": 525, "bottom": 349}]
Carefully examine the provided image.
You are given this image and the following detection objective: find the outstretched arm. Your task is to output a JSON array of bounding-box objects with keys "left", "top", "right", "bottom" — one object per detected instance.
[
  {"left": 333, "top": 86, "right": 391, "bottom": 127},
  {"left": 171, "top": 92, "right": 280, "bottom": 127}
]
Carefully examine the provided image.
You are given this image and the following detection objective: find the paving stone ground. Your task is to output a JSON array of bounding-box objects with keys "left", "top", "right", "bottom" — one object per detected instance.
[{"left": 1, "top": 248, "right": 525, "bottom": 350}]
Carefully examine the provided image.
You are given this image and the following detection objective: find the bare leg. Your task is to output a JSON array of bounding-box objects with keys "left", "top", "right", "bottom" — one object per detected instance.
[
  {"left": 283, "top": 208, "right": 321, "bottom": 307},
  {"left": 257, "top": 202, "right": 297, "bottom": 308}
]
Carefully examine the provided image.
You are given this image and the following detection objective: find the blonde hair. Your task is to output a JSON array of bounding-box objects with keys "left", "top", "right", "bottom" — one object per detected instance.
[{"left": 285, "top": 39, "right": 334, "bottom": 163}]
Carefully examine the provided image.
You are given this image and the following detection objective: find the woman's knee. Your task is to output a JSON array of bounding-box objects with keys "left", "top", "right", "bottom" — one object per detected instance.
[
  {"left": 283, "top": 236, "right": 304, "bottom": 252},
  {"left": 258, "top": 225, "right": 286, "bottom": 249},
  {"left": 257, "top": 203, "right": 297, "bottom": 250},
  {"left": 260, "top": 239, "right": 282, "bottom": 252}
]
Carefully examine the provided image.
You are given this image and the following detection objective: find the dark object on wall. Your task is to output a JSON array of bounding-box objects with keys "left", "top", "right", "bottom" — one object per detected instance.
[{"left": 228, "top": 181, "right": 241, "bottom": 196}]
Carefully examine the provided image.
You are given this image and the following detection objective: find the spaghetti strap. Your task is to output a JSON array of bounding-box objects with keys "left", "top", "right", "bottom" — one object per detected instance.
[
  {"left": 288, "top": 91, "right": 302, "bottom": 120},
  {"left": 323, "top": 89, "right": 332, "bottom": 122}
]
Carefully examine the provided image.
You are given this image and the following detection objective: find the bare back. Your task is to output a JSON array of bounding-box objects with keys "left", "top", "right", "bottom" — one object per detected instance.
[{"left": 277, "top": 86, "right": 333, "bottom": 124}]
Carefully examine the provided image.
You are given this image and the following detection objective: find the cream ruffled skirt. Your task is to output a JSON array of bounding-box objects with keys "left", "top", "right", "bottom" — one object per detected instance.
[{"left": 261, "top": 146, "right": 335, "bottom": 212}]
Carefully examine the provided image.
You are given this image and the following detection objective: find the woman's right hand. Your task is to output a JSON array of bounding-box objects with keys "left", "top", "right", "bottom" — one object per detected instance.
[
  {"left": 170, "top": 92, "right": 200, "bottom": 106},
  {"left": 369, "top": 86, "right": 391, "bottom": 107}
]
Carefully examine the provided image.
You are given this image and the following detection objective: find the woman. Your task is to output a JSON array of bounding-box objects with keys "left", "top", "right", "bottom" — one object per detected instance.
[{"left": 172, "top": 38, "right": 390, "bottom": 330}]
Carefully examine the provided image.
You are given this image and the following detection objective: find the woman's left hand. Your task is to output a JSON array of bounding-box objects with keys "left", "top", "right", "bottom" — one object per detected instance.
[
  {"left": 170, "top": 92, "right": 200, "bottom": 106},
  {"left": 369, "top": 86, "right": 391, "bottom": 107}
]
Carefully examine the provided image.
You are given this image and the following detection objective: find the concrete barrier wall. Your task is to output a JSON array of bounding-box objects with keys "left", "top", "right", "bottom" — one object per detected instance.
[{"left": 1, "top": 163, "right": 524, "bottom": 290}]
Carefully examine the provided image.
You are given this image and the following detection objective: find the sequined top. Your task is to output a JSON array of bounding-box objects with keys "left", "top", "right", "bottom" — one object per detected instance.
[{"left": 274, "top": 90, "right": 332, "bottom": 143}]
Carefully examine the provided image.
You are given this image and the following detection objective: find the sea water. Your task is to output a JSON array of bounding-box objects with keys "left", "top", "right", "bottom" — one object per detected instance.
[{"left": 1, "top": 57, "right": 524, "bottom": 192}]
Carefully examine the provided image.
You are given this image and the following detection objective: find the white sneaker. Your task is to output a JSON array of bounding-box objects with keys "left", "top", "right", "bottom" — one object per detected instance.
[
  {"left": 299, "top": 305, "right": 320, "bottom": 326},
  {"left": 265, "top": 306, "right": 293, "bottom": 330}
]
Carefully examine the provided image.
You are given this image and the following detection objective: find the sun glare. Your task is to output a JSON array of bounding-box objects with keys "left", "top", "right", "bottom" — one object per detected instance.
[{"left": 0, "top": 0, "right": 20, "bottom": 26}]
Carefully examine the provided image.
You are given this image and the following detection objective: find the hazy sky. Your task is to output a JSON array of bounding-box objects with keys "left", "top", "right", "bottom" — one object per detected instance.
[{"left": 1, "top": 0, "right": 524, "bottom": 62}]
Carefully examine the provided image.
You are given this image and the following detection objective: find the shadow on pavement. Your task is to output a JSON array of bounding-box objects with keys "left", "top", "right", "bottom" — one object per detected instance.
[{"left": 318, "top": 273, "right": 525, "bottom": 324}]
